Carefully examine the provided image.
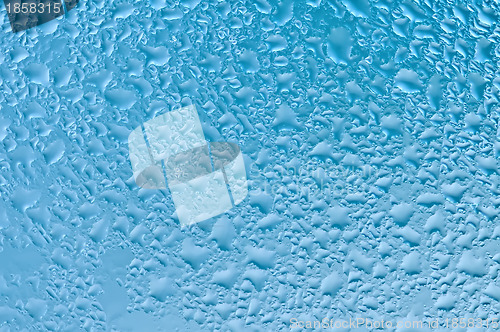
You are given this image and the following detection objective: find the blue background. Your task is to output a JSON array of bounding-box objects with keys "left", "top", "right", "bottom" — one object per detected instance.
[{"left": 0, "top": 0, "right": 499, "bottom": 330}]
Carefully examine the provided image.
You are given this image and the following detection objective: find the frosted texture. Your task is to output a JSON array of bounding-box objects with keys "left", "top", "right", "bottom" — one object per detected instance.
[{"left": 0, "top": 0, "right": 499, "bottom": 330}]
